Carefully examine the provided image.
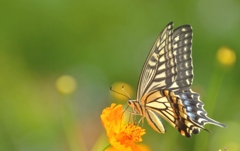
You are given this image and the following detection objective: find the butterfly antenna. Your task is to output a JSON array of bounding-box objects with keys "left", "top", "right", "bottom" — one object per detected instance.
[
  {"left": 121, "top": 86, "right": 131, "bottom": 100},
  {"left": 110, "top": 87, "right": 131, "bottom": 100}
]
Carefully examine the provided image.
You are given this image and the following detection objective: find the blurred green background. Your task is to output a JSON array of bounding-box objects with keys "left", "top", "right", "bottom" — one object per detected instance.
[{"left": 0, "top": 0, "right": 240, "bottom": 151}]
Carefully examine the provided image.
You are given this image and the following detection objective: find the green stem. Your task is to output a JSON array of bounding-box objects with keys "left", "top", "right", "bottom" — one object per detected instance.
[
  {"left": 204, "top": 69, "right": 225, "bottom": 117},
  {"left": 61, "top": 95, "right": 82, "bottom": 151},
  {"left": 193, "top": 68, "right": 225, "bottom": 151}
]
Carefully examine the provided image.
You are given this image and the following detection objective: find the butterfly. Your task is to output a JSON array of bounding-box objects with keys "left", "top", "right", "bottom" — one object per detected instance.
[{"left": 127, "top": 22, "right": 226, "bottom": 138}]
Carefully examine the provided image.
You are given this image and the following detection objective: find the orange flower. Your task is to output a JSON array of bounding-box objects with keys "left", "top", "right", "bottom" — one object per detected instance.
[{"left": 101, "top": 103, "right": 146, "bottom": 151}]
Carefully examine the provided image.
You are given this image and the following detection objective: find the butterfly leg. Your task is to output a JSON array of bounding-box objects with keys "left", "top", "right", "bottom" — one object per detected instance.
[{"left": 137, "top": 116, "right": 145, "bottom": 129}]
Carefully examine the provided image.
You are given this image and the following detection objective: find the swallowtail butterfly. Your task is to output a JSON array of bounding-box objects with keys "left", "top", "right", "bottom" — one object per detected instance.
[{"left": 127, "top": 22, "right": 226, "bottom": 138}]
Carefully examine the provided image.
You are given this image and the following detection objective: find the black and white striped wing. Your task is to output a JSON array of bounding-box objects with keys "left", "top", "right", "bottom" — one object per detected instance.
[
  {"left": 175, "top": 89, "right": 227, "bottom": 131},
  {"left": 135, "top": 22, "right": 226, "bottom": 137},
  {"left": 137, "top": 22, "right": 178, "bottom": 101},
  {"left": 136, "top": 22, "right": 194, "bottom": 99},
  {"left": 169, "top": 25, "right": 194, "bottom": 92},
  {"left": 167, "top": 25, "right": 227, "bottom": 132}
]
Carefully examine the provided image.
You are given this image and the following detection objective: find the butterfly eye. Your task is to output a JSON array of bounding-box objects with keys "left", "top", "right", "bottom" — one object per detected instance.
[{"left": 127, "top": 100, "right": 132, "bottom": 106}]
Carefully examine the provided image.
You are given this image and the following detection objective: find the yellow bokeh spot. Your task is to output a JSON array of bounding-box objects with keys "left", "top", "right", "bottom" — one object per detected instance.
[
  {"left": 56, "top": 75, "right": 77, "bottom": 95},
  {"left": 217, "top": 46, "right": 236, "bottom": 66},
  {"left": 111, "top": 82, "right": 134, "bottom": 101}
]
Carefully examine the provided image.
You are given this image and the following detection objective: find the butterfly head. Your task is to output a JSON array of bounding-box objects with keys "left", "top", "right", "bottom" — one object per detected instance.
[
  {"left": 127, "top": 100, "right": 142, "bottom": 115},
  {"left": 127, "top": 100, "right": 134, "bottom": 107}
]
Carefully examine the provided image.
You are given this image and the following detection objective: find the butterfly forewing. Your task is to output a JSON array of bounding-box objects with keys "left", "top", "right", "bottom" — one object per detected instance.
[{"left": 137, "top": 22, "right": 178, "bottom": 101}]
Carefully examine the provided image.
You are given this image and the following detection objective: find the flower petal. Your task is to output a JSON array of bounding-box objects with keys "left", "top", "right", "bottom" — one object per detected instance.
[{"left": 101, "top": 104, "right": 146, "bottom": 151}]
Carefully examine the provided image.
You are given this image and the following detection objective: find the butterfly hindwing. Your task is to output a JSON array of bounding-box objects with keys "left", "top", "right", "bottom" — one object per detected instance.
[
  {"left": 176, "top": 89, "right": 226, "bottom": 128},
  {"left": 142, "top": 89, "right": 205, "bottom": 138}
]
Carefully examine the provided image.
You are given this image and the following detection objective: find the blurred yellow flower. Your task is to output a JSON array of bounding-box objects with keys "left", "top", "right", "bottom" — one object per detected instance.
[
  {"left": 105, "top": 144, "right": 150, "bottom": 151},
  {"left": 101, "top": 103, "right": 146, "bottom": 151},
  {"left": 56, "top": 75, "right": 77, "bottom": 94},
  {"left": 217, "top": 46, "right": 236, "bottom": 66},
  {"left": 111, "top": 82, "right": 134, "bottom": 101},
  {"left": 136, "top": 144, "right": 151, "bottom": 151}
]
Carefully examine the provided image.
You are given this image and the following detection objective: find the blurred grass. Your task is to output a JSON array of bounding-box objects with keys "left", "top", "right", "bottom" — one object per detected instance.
[{"left": 0, "top": 0, "right": 240, "bottom": 151}]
